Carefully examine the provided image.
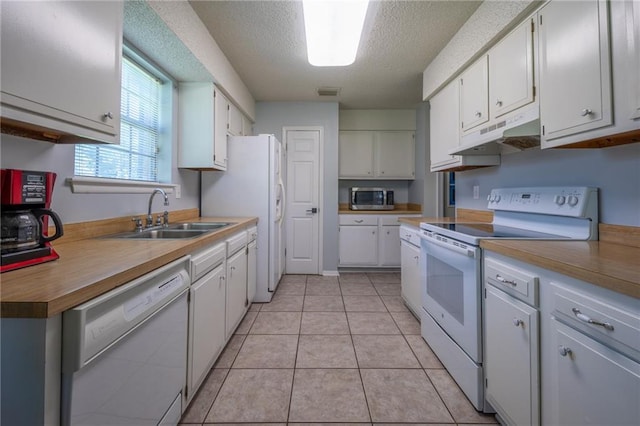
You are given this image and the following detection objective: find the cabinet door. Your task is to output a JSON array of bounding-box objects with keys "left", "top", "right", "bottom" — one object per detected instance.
[
  {"left": 188, "top": 264, "right": 226, "bottom": 398},
  {"left": 430, "top": 81, "right": 462, "bottom": 171},
  {"left": 228, "top": 103, "right": 243, "bottom": 136},
  {"left": 0, "top": 1, "right": 122, "bottom": 143},
  {"left": 226, "top": 248, "right": 248, "bottom": 339},
  {"left": 400, "top": 241, "right": 421, "bottom": 315},
  {"left": 539, "top": 0, "right": 612, "bottom": 145},
  {"left": 242, "top": 114, "right": 253, "bottom": 136},
  {"left": 375, "top": 132, "right": 415, "bottom": 179},
  {"left": 379, "top": 225, "right": 401, "bottom": 266},
  {"left": 629, "top": 1, "right": 640, "bottom": 120},
  {"left": 213, "top": 87, "right": 229, "bottom": 169},
  {"left": 247, "top": 240, "right": 257, "bottom": 303},
  {"left": 460, "top": 56, "right": 489, "bottom": 133},
  {"left": 339, "top": 131, "right": 375, "bottom": 178},
  {"left": 339, "top": 225, "right": 378, "bottom": 266},
  {"left": 485, "top": 286, "right": 539, "bottom": 426},
  {"left": 489, "top": 18, "right": 535, "bottom": 119},
  {"left": 546, "top": 320, "right": 640, "bottom": 426}
]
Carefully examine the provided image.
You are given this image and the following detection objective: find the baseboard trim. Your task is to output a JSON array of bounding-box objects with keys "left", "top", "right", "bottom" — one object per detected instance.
[{"left": 322, "top": 270, "right": 340, "bottom": 276}]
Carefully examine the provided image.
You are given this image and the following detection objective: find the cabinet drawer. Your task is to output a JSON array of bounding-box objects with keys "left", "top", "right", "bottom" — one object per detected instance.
[
  {"left": 247, "top": 226, "right": 258, "bottom": 243},
  {"left": 227, "top": 232, "right": 248, "bottom": 257},
  {"left": 399, "top": 225, "right": 421, "bottom": 246},
  {"left": 191, "top": 242, "right": 225, "bottom": 282},
  {"left": 339, "top": 215, "right": 378, "bottom": 226},
  {"left": 485, "top": 258, "right": 539, "bottom": 306},
  {"left": 550, "top": 282, "right": 640, "bottom": 358}
]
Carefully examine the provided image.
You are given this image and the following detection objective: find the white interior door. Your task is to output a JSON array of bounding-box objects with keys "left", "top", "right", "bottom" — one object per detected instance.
[{"left": 285, "top": 129, "right": 321, "bottom": 274}]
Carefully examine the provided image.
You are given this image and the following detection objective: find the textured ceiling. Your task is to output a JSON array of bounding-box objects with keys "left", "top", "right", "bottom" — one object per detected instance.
[{"left": 188, "top": 0, "right": 481, "bottom": 109}]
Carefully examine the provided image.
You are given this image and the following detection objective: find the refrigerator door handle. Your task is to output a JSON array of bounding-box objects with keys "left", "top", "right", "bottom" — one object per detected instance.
[{"left": 278, "top": 179, "right": 286, "bottom": 224}]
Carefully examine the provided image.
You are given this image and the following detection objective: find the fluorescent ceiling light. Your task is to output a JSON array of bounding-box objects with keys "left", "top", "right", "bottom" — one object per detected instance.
[{"left": 303, "top": 0, "right": 370, "bottom": 67}]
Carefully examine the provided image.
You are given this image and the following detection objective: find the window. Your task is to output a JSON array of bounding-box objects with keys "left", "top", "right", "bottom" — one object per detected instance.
[{"left": 74, "top": 55, "right": 162, "bottom": 182}]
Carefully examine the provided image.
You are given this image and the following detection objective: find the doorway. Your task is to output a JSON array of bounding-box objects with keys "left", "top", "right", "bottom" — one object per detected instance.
[{"left": 283, "top": 127, "right": 323, "bottom": 274}]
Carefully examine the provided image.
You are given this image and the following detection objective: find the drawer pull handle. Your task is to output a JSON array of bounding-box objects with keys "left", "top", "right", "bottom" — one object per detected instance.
[
  {"left": 571, "top": 308, "right": 614, "bottom": 331},
  {"left": 513, "top": 318, "right": 523, "bottom": 327},
  {"left": 355, "top": 219, "right": 364, "bottom": 223},
  {"left": 496, "top": 274, "right": 517, "bottom": 286},
  {"left": 559, "top": 346, "right": 572, "bottom": 357}
]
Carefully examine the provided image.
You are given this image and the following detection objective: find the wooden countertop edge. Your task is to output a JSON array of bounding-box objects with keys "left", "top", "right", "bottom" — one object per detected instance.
[
  {"left": 481, "top": 240, "right": 640, "bottom": 300},
  {"left": 1, "top": 217, "right": 258, "bottom": 318}
]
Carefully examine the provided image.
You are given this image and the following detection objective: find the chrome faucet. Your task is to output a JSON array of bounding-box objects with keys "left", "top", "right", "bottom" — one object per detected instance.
[{"left": 147, "top": 188, "right": 169, "bottom": 228}]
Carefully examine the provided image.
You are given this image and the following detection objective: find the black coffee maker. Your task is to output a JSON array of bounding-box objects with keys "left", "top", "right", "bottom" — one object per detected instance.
[{"left": 1, "top": 169, "right": 64, "bottom": 272}]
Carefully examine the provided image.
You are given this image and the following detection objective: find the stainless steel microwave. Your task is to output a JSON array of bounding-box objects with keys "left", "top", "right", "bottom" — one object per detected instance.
[{"left": 349, "top": 187, "right": 394, "bottom": 210}]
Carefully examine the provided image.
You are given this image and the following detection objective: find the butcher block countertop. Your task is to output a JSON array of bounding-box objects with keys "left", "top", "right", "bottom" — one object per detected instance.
[
  {"left": 1, "top": 216, "right": 258, "bottom": 319},
  {"left": 399, "top": 215, "right": 639, "bottom": 299}
]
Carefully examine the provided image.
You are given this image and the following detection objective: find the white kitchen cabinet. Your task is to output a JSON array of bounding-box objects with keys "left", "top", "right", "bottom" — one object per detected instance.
[
  {"left": 339, "top": 224, "right": 379, "bottom": 266},
  {"left": 538, "top": 0, "right": 612, "bottom": 147},
  {"left": 178, "top": 82, "right": 227, "bottom": 170},
  {"left": 375, "top": 131, "right": 415, "bottom": 179},
  {"left": 228, "top": 102, "right": 243, "bottom": 136},
  {"left": 546, "top": 320, "right": 640, "bottom": 425},
  {"left": 485, "top": 287, "right": 539, "bottom": 426},
  {"left": 632, "top": 1, "right": 640, "bottom": 120},
  {"left": 225, "top": 238, "right": 248, "bottom": 340},
  {"left": 460, "top": 56, "right": 489, "bottom": 133},
  {"left": 247, "top": 227, "right": 258, "bottom": 303},
  {"left": 339, "top": 131, "right": 415, "bottom": 179},
  {"left": 400, "top": 226, "right": 421, "bottom": 317},
  {"left": 484, "top": 255, "right": 540, "bottom": 426},
  {"left": 339, "top": 131, "right": 375, "bottom": 178},
  {"left": 489, "top": 18, "right": 535, "bottom": 119},
  {"left": 429, "top": 81, "right": 500, "bottom": 172},
  {"left": 0, "top": 1, "right": 122, "bottom": 144},
  {"left": 379, "top": 224, "right": 401, "bottom": 266},
  {"left": 187, "top": 263, "right": 225, "bottom": 399},
  {"left": 242, "top": 114, "right": 253, "bottom": 136}
]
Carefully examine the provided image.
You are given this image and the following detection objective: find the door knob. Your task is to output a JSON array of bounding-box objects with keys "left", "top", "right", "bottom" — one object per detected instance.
[{"left": 306, "top": 207, "right": 318, "bottom": 214}]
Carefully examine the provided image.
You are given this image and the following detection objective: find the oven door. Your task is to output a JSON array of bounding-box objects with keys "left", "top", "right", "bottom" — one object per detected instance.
[{"left": 421, "top": 232, "right": 482, "bottom": 362}]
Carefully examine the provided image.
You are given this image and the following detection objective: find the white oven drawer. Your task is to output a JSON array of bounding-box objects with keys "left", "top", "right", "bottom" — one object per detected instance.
[
  {"left": 550, "top": 282, "right": 640, "bottom": 359},
  {"left": 485, "top": 257, "right": 539, "bottom": 306}
]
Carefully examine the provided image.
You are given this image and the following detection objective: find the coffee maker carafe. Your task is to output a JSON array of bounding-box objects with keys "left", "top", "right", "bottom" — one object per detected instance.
[{"left": 1, "top": 169, "right": 64, "bottom": 272}]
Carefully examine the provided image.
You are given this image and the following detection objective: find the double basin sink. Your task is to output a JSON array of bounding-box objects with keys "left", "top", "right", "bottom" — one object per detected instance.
[{"left": 109, "top": 222, "right": 234, "bottom": 240}]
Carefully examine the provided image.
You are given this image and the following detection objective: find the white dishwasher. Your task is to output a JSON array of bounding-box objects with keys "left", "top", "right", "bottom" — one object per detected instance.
[{"left": 61, "top": 257, "right": 190, "bottom": 426}]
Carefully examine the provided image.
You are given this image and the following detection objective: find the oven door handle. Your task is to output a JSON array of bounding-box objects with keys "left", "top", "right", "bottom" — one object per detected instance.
[{"left": 423, "top": 234, "right": 477, "bottom": 258}]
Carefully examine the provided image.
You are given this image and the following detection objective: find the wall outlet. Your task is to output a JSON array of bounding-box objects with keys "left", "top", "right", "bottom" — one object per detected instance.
[
  {"left": 473, "top": 185, "right": 479, "bottom": 199},
  {"left": 175, "top": 185, "right": 181, "bottom": 199}
]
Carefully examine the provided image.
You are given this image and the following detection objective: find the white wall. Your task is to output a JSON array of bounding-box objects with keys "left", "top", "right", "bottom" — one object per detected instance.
[
  {"left": 455, "top": 143, "right": 640, "bottom": 226},
  {"left": 0, "top": 87, "right": 200, "bottom": 225},
  {"left": 254, "top": 102, "right": 340, "bottom": 273}
]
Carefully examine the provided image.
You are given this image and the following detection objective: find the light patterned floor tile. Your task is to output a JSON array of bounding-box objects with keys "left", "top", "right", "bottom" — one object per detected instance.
[
  {"left": 296, "top": 335, "right": 357, "bottom": 368},
  {"left": 249, "top": 311, "right": 301, "bottom": 334}
]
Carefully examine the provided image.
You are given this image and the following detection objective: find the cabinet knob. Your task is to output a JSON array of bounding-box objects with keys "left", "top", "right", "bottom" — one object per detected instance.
[
  {"left": 475, "top": 111, "right": 482, "bottom": 118},
  {"left": 558, "top": 346, "right": 572, "bottom": 357},
  {"left": 495, "top": 100, "right": 503, "bottom": 107},
  {"left": 103, "top": 112, "right": 114, "bottom": 120},
  {"left": 513, "top": 318, "right": 523, "bottom": 327},
  {"left": 581, "top": 108, "right": 593, "bottom": 117}
]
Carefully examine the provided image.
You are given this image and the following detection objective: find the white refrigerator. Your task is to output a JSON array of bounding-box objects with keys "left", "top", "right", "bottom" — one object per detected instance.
[{"left": 201, "top": 134, "right": 285, "bottom": 302}]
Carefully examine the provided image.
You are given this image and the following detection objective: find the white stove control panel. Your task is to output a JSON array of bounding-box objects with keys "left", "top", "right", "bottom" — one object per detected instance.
[{"left": 487, "top": 187, "right": 598, "bottom": 219}]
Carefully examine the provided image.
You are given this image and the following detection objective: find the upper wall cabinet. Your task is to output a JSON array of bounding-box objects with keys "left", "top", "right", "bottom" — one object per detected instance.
[
  {"left": 339, "top": 131, "right": 415, "bottom": 179},
  {"left": 538, "top": 0, "right": 613, "bottom": 147},
  {"left": 430, "top": 80, "right": 500, "bottom": 172},
  {"left": 460, "top": 18, "right": 535, "bottom": 136},
  {"left": 630, "top": 1, "right": 640, "bottom": 121},
  {"left": 0, "top": 1, "right": 123, "bottom": 144},
  {"left": 178, "top": 82, "right": 227, "bottom": 171}
]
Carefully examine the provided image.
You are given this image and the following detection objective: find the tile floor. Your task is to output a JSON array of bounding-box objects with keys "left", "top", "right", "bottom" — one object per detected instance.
[{"left": 180, "top": 272, "right": 497, "bottom": 425}]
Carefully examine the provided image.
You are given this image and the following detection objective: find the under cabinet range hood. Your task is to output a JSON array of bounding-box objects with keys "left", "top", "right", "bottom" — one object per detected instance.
[{"left": 449, "top": 104, "right": 541, "bottom": 156}]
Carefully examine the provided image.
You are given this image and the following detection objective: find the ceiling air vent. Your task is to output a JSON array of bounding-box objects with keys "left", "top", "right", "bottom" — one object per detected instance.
[{"left": 317, "top": 87, "right": 341, "bottom": 97}]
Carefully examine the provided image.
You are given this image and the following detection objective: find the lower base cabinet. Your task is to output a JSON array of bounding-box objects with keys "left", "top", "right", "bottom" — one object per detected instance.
[
  {"left": 226, "top": 245, "right": 248, "bottom": 340},
  {"left": 400, "top": 237, "right": 421, "bottom": 316},
  {"left": 339, "top": 224, "right": 378, "bottom": 266},
  {"left": 187, "top": 263, "right": 226, "bottom": 398}
]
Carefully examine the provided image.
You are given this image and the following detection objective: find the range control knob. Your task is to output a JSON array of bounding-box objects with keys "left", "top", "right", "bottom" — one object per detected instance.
[
  {"left": 487, "top": 194, "right": 492, "bottom": 202},
  {"left": 567, "top": 195, "right": 579, "bottom": 206},
  {"left": 494, "top": 195, "right": 501, "bottom": 203},
  {"left": 554, "top": 195, "right": 566, "bottom": 206}
]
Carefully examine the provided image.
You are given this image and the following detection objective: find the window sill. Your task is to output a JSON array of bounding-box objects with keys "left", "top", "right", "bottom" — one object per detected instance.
[{"left": 67, "top": 177, "right": 179, "bottom": 196}]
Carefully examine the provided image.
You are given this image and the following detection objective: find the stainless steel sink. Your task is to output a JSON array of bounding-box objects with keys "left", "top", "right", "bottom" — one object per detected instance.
[
  {"left": 110, "top": 229, "right": 210, "bottom": 239},
  {"left": 169, "top": 222, "right": 234, "bottom": 230}
]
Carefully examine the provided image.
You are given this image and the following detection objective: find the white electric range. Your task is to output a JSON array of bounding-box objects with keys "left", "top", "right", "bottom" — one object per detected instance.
[{"left": 419, "top": 186, "right": 598, "bottom": 412}]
